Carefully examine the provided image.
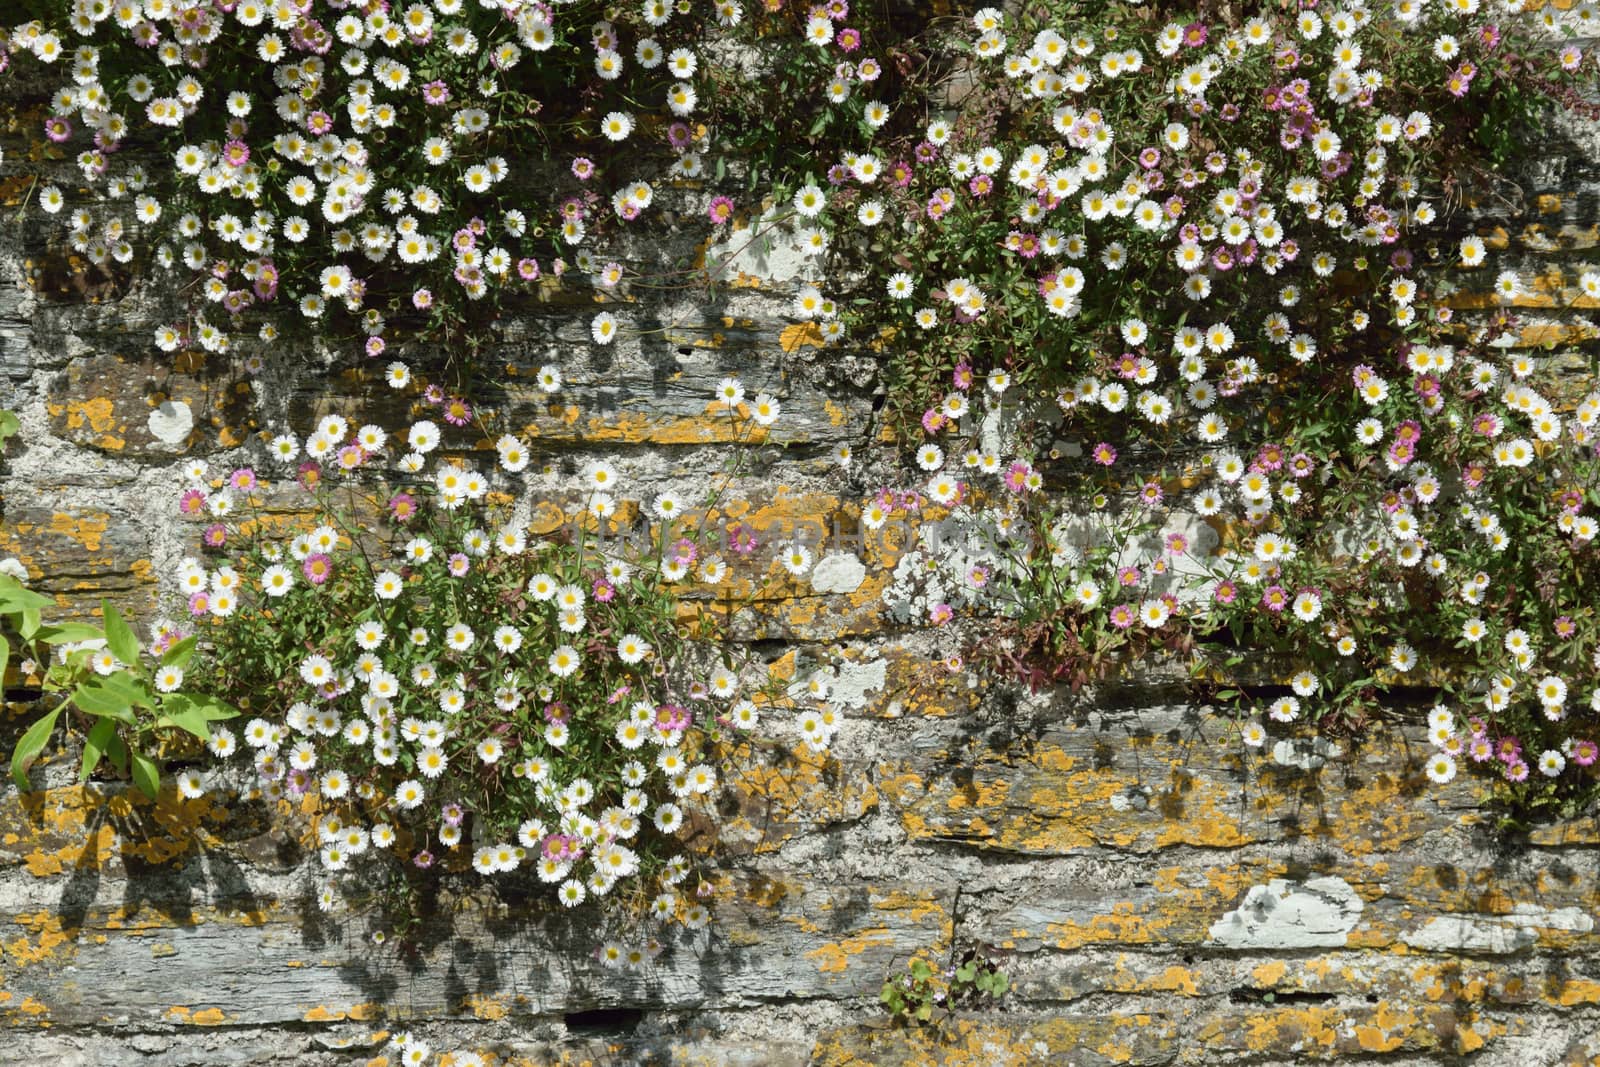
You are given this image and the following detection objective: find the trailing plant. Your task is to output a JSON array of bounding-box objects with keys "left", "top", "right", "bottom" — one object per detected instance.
[
  {"left": 2, "top": 409, "right": 239, "bottom": 797},
  {"left": 2, "top": 0, "right": 754, "bottom": 381},
  {"left": 3, "top": 576, "right": 238, "bottom": 798},
  {"left": 161, "top": 374, "right": 834, "bottom": 932},
  {"left": 0, "top": 0, "right": 1594, "bottom": 950},
  {"left": 737, "top": 1, "right": 1600, "bottom": 812},
  {"left": 880, "top": 947, "right": 1010, "bottom": 1029}
]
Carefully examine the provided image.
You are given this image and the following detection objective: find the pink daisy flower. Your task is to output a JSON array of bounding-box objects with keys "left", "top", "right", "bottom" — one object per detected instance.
[{"left": 303, "top": 553, "right": 333, "bottom": 585}]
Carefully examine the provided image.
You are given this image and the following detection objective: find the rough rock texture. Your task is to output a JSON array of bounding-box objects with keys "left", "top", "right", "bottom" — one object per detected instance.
[{"left": 4, "top": 38, "right": 1600, "bottom": 1067}]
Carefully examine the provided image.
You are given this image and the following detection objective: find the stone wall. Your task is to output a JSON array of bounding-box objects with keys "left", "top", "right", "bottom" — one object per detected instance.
[{"left": 4, "top": 33, "right": 1600, "bottom": 1067}]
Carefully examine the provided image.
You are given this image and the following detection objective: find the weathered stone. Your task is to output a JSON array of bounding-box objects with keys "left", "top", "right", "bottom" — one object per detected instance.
[
  {"left": 0, "top": 506, "right": 155, "bottom": 620},
  {"left": 46, "top": 352, "right": 256, "bottom": 458},
  {"left": 1205, "top": 877, "right": 1365, "bottom": 950},
  {"left": 1, "top": 29, "right": 1600, "bottom": 1067}
]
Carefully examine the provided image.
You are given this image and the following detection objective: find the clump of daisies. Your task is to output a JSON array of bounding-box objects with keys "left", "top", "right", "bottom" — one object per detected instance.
[
  {"left": 6, "top": 1, "right": 742, "bottom": 375},
  {"left": 168, "top": 375, "right": 840, "bottom": 929},
  {"left": 752, "top": 2, "right": 1599, "bottom": 807}
]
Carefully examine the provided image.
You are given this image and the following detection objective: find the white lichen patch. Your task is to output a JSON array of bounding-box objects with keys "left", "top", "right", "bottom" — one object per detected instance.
[
  {"left": 1206, "top": 877, "right": 1364, "bottom": 949},
  {"left": 1270, "top": 737, "right": 1343, "bottom": 771},
  {"left": 810, "top": 552, "right": 866, "bottom": 594},
  {"left": 1402, "top": 904, "right": 1594, "bottom": 954},
  {"left": 1402, "top": 916, "right": 1537, "bottom": 954},
  {"left": 147, "top": 400, "right": 193, "bottom": 447},
  {"left": 788, "top": 656, "right": 886, "bottom": 711}
]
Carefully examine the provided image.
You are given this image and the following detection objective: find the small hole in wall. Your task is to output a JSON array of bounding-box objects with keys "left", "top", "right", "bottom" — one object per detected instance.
[
  {"left": 749, "top": 639, "right": 790, "bottom": 662},
  {"left": 564, "top": 1008, "right": 644, "bottom": 1035},
  {"left": 677, "top": 347, "right": 693, "bottom": 357}
]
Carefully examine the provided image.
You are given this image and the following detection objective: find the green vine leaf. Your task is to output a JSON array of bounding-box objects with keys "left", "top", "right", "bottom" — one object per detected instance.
[
  {"left": 101, "top": 601, "right": 141, "bottom": 667},
  {"left": 80, "top": 718, "right": 118, "bottom": 783},
  {"left": 10, "top": 706, "right": 63, "bottom": 790},
  {"left": 130, "top": 748, "right": 160, "bottom": 800}
]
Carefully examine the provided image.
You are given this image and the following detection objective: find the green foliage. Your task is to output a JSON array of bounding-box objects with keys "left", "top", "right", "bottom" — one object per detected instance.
[
  {"left": 880, "top": 948, "right": 1009, "bottom": 1030},
  {"left": 718, "top": 1, "right": 1600, "bottom": 813},
  {"left": 157, "top": 384, "right": 825, "bottom": 929},
  {"left": 2, "top": 578, "right": 238, "bottom": 796},
  {"left": 2, "top": 0, "right": 762, "bottom": 384}
]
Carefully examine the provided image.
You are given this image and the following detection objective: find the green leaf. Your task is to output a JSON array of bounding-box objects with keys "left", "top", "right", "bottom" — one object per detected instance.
[
  {"left": 10, "top": 706, "right": 63, "bottom": 790},
  {"left": 0, "top": 409, "right": 19, "bottom": 446},
  {"left": 130, "top": 748, "right": 160, "bottom": 800},
  {"left": 71, "top": 681, "right": 136, "bottom": 724},
  {"left": 37, "top": 622, "right": 107, "bottom": 645},
  {"left": 0, "top": 576, "right": 53, "bottom": 615},
  {"left": 161, "top": 636, "right": 198, "bottom": 669},
  {"left": 914, "top": 1002, "right": 932, "bottom": 1021},
  {"left": 977, "top": 970, "right": 1008, "bottom": 997},
  {"left": 156, "top": 694, "right": 211, "bottom": 741},
  {"left": 191, "top": 695, "right": 239, "bottom": 722},
  {"left": 80, "top": 718, "right": 117, "bottom": 782},
  {"left": 105, "top": 732, "right": 128, "bottom": 776},
  {"left": 0, "top": 633, "right": 8, "bottom": 687},
  {"left": 101, "top": 601, "right": 141, "bottom": 666},
  {"left": 98, "top": 671, "right": 155, "bottom": 710}
]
